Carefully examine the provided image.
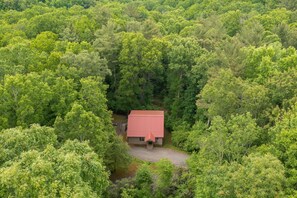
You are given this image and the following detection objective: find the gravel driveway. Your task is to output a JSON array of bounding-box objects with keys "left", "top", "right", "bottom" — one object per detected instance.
[{"left": 128, "top": 145, "right": 189, "bottom": 167}]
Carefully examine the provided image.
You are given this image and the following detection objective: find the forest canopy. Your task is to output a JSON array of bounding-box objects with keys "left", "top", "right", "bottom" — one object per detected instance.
[{"left": 1, "top": 0, "right": 297, "bottom": 197}]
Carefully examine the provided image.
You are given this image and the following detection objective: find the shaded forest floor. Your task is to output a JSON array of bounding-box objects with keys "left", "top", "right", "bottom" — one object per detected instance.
[{"left": 110, "top": 158, "right": 143, "bottom": 182}]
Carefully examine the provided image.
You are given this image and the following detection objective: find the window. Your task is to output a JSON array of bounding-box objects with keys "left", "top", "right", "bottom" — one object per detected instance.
[{"left": 139, "top": 137, "right": 145, "bottom": 141}]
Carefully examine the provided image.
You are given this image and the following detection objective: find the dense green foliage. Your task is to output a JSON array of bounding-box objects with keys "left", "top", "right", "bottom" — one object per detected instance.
[
  {"left": 108, "top": 160, "right": 195, "bottom": 198},
  {"left": 1, "top": 0, "right": 297, "bottom": 197},
  {"left": 0, "top": 126, "right": 109, "bottom": 197}
]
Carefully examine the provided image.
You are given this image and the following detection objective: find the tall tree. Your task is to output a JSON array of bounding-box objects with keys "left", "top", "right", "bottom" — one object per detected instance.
[
  {"left": 199, "top": 113, "right": 261, "bottom": 163},
  {"left": 61, "top": 50, "right": 111, "bottom": 78},
  {"left": 0, "top": 73, "right": 53, "bottom": 128},
  {"left": 114, "top": 32, "right": 164, "bottom": 113},
  {"left": 271, "top": 103, "right": 297, "bottom": 190},
  {"left": 165, "top": 36, "right": 205, "bottom": 128},
  {"left": 197, "top": 69, "right": 269, "bottom": 123},
  {"left": 54, "top": 103, "right": 108, "bottom": 158}
]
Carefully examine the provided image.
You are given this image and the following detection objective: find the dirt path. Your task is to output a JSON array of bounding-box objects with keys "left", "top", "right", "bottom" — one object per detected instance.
[{"left": 128, "top": 146, "right": 189, "bottom": 167}]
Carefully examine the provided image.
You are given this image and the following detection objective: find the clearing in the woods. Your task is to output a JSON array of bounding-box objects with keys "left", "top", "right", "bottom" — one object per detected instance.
[{"left": 128, "top": 145, "right": 189, "bottom": 167}]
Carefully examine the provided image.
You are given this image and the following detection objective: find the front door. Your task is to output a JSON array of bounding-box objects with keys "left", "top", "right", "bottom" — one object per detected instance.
[{"left": 146, "top": 141, "right": 153, "bottom": 149}]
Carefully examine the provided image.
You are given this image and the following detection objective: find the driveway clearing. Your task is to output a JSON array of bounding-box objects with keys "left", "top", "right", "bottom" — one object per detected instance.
[{"left": 128, "top": 145, "right": 189, "bottom": 167}]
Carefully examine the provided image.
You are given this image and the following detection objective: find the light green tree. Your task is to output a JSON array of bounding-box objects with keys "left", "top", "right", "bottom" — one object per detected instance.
[
  {"left": 0, "top": 124, "right": 56, "bottom": 165},
  {"left": 197, "top": 69, "right": 269, "bottom": 123},
  {"left": 200, "top": 113, "right": 261, "bottom": 163},
  {"left": 31, "top": 31, "right": 58, "bottom": 53},
  {"left": 0, "top": 140, "right": 109, "bottom": 198},
  {"left": 54, "top": 103, "right": 108, "bottom": 158},
  {"left": 50, "top": 76, "right": 78, "bottom": 121},
  {"left": 194, "top": 153, "right": 285, "bottom": 198},
  {"left": 271, "top": 103, "right": 297, "bottom": 190},
  {"left": 133, "top": 163, "right": 153, "bottom": 197},
  {"left": 0, "top": 73, "right": 53, "bottom": 127},
  {"left": 61, "top": 50, "right": 111, "bottom": 78},
  {"left": 155, "top": 159, "right": 175, "bottom": 197}
]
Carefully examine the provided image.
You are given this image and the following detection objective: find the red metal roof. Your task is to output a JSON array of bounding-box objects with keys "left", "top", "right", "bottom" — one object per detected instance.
[
  {"left": 127, "top": 110, "right": 164, "bottom": 138},
  {"left": 145, "top": 132, "right": 156, "bottom": 142}
]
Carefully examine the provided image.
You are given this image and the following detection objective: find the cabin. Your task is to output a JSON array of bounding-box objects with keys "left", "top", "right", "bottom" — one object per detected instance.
[{"left": 127, "top": 110, "right": 164, "bottom": 148}]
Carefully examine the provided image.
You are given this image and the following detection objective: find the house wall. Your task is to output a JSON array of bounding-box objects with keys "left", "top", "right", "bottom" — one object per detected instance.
[
  {"left": 127, "top": 137, "right": 147, "bottom": 145},
  {"left": 127, "top": 137, "right": 163, "bottom": 146},
  {"left": 155, "top": 138, "right": 163, "bottom": 145}
]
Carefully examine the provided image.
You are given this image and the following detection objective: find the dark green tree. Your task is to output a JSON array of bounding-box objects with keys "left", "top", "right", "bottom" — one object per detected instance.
[{"left": 115, "top": 32, "right": 165, "bottom": 113}]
